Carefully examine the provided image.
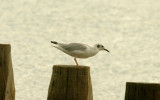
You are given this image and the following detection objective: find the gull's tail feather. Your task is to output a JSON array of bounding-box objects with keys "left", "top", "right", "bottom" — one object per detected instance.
[{"left": 51, "top": 41, "right": 58, "bottom": 44}]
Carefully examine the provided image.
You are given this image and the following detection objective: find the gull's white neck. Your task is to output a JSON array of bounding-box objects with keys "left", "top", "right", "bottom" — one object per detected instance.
[{"left": 87, "top": 46, "right": 100, "bottom": 57}]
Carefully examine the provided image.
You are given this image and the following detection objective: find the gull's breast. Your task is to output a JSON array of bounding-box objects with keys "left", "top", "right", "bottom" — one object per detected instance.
[{"left": 67, "top": 49, "right": 97, "bottom": 58}]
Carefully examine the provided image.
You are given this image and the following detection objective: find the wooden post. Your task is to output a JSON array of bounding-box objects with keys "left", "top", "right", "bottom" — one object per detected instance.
[
  {"left": 0, "top": 44, "right": 15, "bottom": 100},
  {"left": 47, "top": 65, "right": 93, "bottom": 100},
  {"left": 125, "top": 82, "right": 160, "bottom": 100}
]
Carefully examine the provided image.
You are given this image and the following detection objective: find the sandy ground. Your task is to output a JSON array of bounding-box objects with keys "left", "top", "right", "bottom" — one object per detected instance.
[{"left": 1, "top": 0, "right": 160, "bottom": 100}]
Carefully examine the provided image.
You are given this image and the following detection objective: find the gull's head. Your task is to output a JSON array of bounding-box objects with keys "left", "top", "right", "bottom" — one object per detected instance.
[{"left": 94, "top": 44, "right": 110, "bottom": 52}]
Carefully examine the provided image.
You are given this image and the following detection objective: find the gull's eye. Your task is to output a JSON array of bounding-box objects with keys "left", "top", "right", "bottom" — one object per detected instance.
[
  {"left": 102, "top": 45, "right": 104, "bottom": 47},
  {"left": 97, "top": 45, "right": 100, "bottom": 48}
]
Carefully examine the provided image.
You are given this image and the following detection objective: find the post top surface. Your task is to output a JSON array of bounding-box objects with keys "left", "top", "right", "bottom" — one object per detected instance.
[
  {"left": 127, "top": 82, "right": 160, "bottom": 86},
  {"left": 0, "top": 44, "right": 11, "bottom": 46},
  {"left": 53, "top": 65, "right": 90, "bottom": 68}
]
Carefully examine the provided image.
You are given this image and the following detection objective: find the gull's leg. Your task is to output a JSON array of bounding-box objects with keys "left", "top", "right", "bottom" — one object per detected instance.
[{"left": 74, "top": 58, "right": 79, "bottom": 66}]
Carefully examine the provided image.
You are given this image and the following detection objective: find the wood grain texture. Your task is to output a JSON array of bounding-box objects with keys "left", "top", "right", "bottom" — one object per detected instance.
[
  {"left": 47, "top": 65, "right": 93, "bottom": 100},
  {"left": 125, "top": 82, "right": 160, "bottom": 100},
  {"left": 0, "top": 44, "right": 15, "bottom": 100}
]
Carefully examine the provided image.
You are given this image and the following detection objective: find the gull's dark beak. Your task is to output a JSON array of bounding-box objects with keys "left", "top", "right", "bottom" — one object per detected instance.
[{"left": 104, "top": 48, "right": 110, "bottom": 52}]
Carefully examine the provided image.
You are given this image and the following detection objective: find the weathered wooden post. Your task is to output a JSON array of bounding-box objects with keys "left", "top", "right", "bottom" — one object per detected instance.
[
  {"left": 0, "top": 44, "right": 15, "bottom": 100},
  {"left": 47, "top": 65, "right": 93, "bottom": 100},
  {"left": 125, "top": 82, "right": 160, "bottom": 100}
]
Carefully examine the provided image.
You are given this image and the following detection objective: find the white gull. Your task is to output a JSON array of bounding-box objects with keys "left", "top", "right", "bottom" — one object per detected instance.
[{"left": 51, "top": 41, "right": 109, "bottom": 66}]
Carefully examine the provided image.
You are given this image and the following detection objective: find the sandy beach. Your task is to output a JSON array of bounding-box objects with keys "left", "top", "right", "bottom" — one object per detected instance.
[{"left": 1, "top": 0, "right": 160, "bottom": 99}]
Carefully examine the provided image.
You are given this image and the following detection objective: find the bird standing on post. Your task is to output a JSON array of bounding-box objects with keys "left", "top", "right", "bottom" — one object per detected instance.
[{"left": 51, "top": 41, "right": 109, "bottom": 66}]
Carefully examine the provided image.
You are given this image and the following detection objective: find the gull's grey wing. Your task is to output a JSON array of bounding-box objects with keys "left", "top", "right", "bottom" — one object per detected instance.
[{"left": 60, "top": 43, "right": 87, "bottom": 51}]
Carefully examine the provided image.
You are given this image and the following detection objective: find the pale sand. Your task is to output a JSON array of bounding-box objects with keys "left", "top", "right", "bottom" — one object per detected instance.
[{"left": 0, "top": 0, "right": 160, "bottom": 100}]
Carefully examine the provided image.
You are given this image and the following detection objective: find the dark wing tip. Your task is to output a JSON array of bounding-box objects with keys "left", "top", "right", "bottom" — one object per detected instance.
[{"left": 51, "top": 41, "right": 58, "bottom": 44}]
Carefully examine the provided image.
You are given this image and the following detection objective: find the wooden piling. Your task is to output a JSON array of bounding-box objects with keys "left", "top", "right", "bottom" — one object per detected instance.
[
  {"left": 0, "top": 44, "right": 15, "bottom": 100},
  {"left": 125, "top": 82, "right": 160, "bottom": 100},
  {"left": 47, "top": 65, "right": 93, "bottom": 100}
]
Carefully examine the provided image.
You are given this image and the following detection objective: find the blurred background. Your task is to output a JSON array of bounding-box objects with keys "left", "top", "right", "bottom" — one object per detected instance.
[{"left": 0, "top": 0, "right": 160, "bottom": 100}]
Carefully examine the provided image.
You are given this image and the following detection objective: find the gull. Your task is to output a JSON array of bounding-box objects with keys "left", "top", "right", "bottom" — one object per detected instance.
[{"left": 51, "top": 41, "right": 109, "bottom": 66}]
